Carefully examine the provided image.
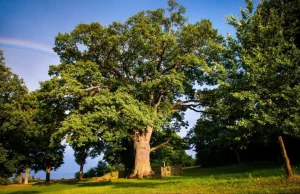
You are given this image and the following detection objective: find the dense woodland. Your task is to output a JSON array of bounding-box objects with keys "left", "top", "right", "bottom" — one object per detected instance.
[{"left": 1, "top": 0, "right": 300, "bottom": 184}]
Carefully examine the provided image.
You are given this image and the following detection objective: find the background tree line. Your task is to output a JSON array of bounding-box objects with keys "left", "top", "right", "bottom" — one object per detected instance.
[{"left": 187, "top": 0, "right": 300, "bottom": 178}]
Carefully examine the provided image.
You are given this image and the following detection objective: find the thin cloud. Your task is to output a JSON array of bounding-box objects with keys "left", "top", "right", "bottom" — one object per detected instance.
[{"left": 0, "top": 38, "right": 55, "bottom": 55}]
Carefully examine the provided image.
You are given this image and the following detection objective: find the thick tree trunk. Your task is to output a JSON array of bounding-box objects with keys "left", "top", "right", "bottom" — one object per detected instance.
[
  {"left": 78, "top": 149, "right": 88, "bottom": 180},
  {"left": 24, "top": 168, "right": 29, "bottom": 184},
  {"left": 18, "top": 170, "right": 23, "bottom": 184},
  {"left": 45, "top": 166, "right": 51, "bottom": 182},
  {"left": 278, "top": 136, "right": 293, "bottom": 178},
  {"left": 79, "top": 163, "right": 84, "bottom": 180},
  {"left": 130, "top": 127, "right": 154, "bottom": 178},
  {"left": 234, "top": 148, "right": 241, "bottom": 164},
  {"left": 78, "top": 151, "right": 87, "bottom": 180}
]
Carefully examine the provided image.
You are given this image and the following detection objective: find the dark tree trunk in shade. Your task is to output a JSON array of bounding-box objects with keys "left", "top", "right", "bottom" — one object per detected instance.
[
  {"left": 79, "top": 163, "right": 84, "bottom": 180},
  {"left": 234, "top": 148, "right": 241, "bottom": 164},
  {"left": 18, "top": 170, "right": 23, "bottom": 184},
  {"left": 278, "top": 136, "right": 293, "bottom": 178},
  {"left": 78, "top": 149, "right": 88, "bottom": 180},
  {"left": 45, "top": 166, "right": 51, "bottom": 182},
  {"left": 24, "top": 167, "right": 29, "bottom": 184}
]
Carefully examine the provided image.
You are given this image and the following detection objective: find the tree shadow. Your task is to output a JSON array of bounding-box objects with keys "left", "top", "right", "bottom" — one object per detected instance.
[
  {"left": 166, "top": 163, "right": 286, "bottom": 180},
  {"left": 56, "top": 180, "right": 112, "bottom": 187},
  {"left": 31, "top": 181, "right": 63, "bottom": 187},
  {"left": 5, "top": 191, "right": 41, "bottom": 194},
  {"left": 56, "top": 178, "right": 177, "bottom": 189},
  {"left": 113, "top": 180, "right": 177, "bottom": 189},
  {"left": 27, "top": 163, "right": 289, "bottom": 190}
]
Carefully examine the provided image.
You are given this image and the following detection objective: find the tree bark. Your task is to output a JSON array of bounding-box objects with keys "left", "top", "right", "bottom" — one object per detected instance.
[
  {"left": 278, "top": 136, "right": 293, "bottom": 178},
  {"left": 24, "top": 167, "right": 29, "bottom": 184},
  {"left": 234, "top": 148, "right": 241, "bottom": 164},
  {"left": 18, "top": 170, "right": 23, "bottom": 184},
  {"left": 130, "top": 127, "right": 154, "bottom": 178},
  {"left": 79, "top": 164, "right": 84, "bottom": 180},
  {"left": 78, "top": 149, "right": 88, "bottom": 180},
  {"left": 45, "top": 166, "right": 51, "bottom": 182}
]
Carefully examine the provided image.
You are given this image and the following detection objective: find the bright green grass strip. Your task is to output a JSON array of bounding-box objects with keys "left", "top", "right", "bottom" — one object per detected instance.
[{"left": 1, "top": 163, "right": 300, "bottom": 194}]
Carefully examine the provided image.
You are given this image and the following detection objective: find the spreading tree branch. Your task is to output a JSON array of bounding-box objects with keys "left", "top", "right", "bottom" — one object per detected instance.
[
  {"left": 154, "top": 92, "right": 163, "bottom": 113},
  {"left": 144, "top": 71, "right": 151, "bottom": 82},
  {"left": 187, "top": 106, "right": 205, "bottom": 113},
  {"left": 82, "top": 84, "right": 101, "bottom": 91},
  {"left": 150, "top": 140, "right": 169, "bottom": 152},
  {"left": 172, "top": 100, "right": 202, "bottom": 107},
  {"left": 156, "top": 42, "right": 168, "bottom": 71},
  {"left": 162, "top": 63, "right": 180, "bottom": 75},
  {"left": 134, "top": 76, "right": 139, "bottom": 83},
  {"left": 171, "top": 99, "right": 212, "bottom": 114},
  {"left": 149, "top": 92, "right": 154, "bottom": 106},
  {"left": 168, "top": 18, "right": 174, "bottom": 35}
]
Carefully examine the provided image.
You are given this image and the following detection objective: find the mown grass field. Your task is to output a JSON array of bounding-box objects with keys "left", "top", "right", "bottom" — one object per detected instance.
[{"left": 1, "top": 163, "right": 300, "bottom": 194}]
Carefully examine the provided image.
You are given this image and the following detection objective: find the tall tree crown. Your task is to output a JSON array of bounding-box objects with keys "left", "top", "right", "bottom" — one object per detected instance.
[{"left": 46, "top": 0, "right": 224, "bottom": 145}]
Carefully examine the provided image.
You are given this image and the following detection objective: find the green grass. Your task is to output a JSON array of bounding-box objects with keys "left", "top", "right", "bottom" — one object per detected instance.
[{"left": 1, "top": 163, "right": 300, "bottom": 194}]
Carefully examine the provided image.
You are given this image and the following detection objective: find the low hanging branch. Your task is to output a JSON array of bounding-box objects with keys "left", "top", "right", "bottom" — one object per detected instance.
[
  {"left": 82, "top": 84, "right": 101, "bottom": 92},
  {"left": 162, "top": 63, "right": 180, "bottom": 75},
  {"left": 150, "top": 140, "right": 169, "bottom": 152},
  {"left": 187, "top": 106, "right": 205, "bottom": 113},
  {"left": 171, "top": 100, "right": 202, "bottom": 112},
  {"left": 171, "top": 99, "right": 214, "bottom": 114},
  {"left": 172, "top": 100, "right": 202, "bottom": 107},
  {"left": 173, "top": 104, "right": 214, "bottom": 115},
  {"left": 82, "top": 84, "right": 109, "bottom": 96}
]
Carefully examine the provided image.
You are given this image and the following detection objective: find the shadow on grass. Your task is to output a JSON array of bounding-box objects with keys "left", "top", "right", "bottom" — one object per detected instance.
[
  {"left": 5, "top": 191, "right": 41, "bottom": 194},
  {"left": 112, "top": 181, "right": 174, "bottom": 189},
  {"left": 27, "top": 163, "right": 296, "bottom": 190},
  {"left": 166, "top": 162, "right": 288, "bottom": 181},
  {"left": 31, "top": 178, "right": 177, "bottom": 189},
  {"left": 249, "top": 190, "right": 300, "bottom": 194},
  {"left": 57, "top": 179, "right": 177, "bottom": 189}
]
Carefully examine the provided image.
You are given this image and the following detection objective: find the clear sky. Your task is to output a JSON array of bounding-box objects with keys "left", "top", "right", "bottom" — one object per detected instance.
[{"left": 0, "top": 0, "right": 246, "bottom": 179}]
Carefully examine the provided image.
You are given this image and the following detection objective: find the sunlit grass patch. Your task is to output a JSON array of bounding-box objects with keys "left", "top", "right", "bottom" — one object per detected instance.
[{"left": 1, "top": 163, "right": 300, "bottom": 194}]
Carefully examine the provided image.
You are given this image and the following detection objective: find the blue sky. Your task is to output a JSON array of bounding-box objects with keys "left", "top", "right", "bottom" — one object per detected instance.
[{"left": 0, "top": 0, "right": 246, "bottom": 179}]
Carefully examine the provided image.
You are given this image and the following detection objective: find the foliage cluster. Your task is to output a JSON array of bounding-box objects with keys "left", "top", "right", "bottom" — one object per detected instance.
[{"left": 187, "top": 0, "right": 300, "bottom": 171}]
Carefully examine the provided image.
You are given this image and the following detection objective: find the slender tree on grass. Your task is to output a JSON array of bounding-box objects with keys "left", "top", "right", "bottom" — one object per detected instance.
[
  {"left": 73, "top": 142, "right": 104, "bottom": 180},
  {"left": 30, "top": 86, "right": 67, "bottom": 182}
]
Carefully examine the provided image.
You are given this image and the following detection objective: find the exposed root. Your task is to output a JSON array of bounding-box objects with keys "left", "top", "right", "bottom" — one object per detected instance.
[
  {"left": 129, "top": 170, "right": 155, "bottom": 179},
  {"left": 286, "top": 174, "right": 300, "bottom": 181}
]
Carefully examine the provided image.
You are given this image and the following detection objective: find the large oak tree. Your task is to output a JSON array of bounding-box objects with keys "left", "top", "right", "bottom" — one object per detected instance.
[{"left": 49, "top": 0, "right": 223, "bottom": 178}]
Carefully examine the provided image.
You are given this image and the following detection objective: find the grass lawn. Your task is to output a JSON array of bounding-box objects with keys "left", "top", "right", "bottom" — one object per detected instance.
[{"left": 1, "top": 163, "right": 300, "bottom": 194}]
